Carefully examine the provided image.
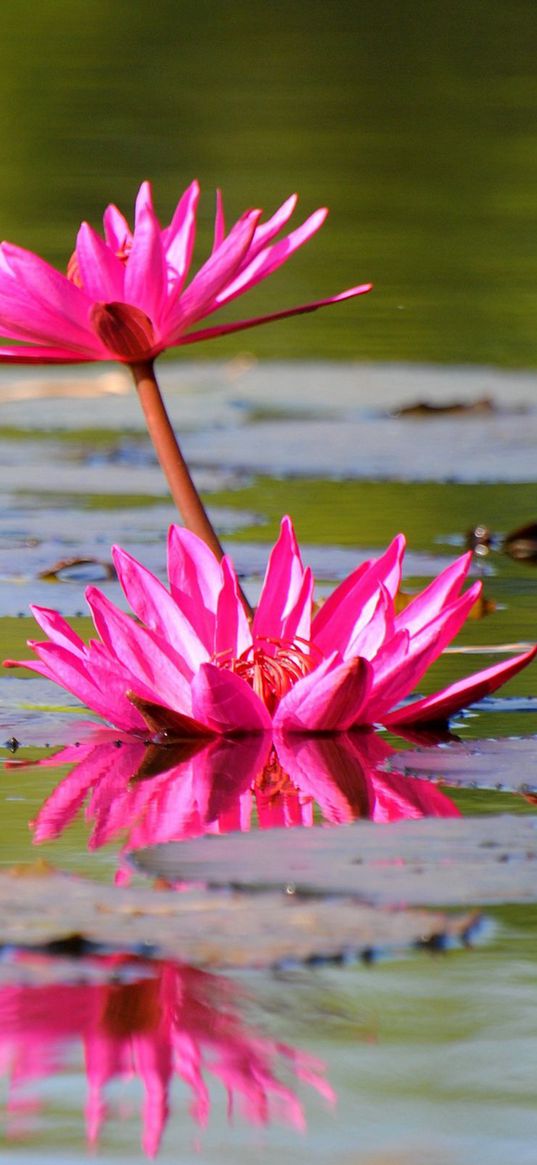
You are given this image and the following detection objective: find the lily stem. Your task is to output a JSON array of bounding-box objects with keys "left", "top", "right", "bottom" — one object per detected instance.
[{"left": 130, "top": 360, "right": 253, "bottom": 618}]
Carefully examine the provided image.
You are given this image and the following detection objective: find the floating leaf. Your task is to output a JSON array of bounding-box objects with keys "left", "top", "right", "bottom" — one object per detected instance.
[
  {"left": 387, "top": 736, "right": 537, "bottom": 796},
  {"left": 0, "top": 867, "right": 477, "bottom": 968},
  {"left": 134, "top": 815, "right": 537, "bottom": 908}
]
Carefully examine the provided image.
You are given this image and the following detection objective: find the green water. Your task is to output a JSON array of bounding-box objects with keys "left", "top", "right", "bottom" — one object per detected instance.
[
  {"left": 1, "top": 3, "right": 537, "bottom": 1158},
  {"left": 0, "top": 1, "right": 537, "bottom": 364}
]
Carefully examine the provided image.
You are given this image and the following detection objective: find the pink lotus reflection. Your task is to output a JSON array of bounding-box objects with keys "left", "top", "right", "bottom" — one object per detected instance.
[
  {"left": 0, "top": 952, "right": 333, "bottom": 1156},
  {"left": 31, "top": 730, "right": 460, "bottom": 870}
]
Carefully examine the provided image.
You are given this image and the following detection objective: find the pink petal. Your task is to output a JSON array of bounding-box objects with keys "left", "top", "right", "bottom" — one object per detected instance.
[
  {"left": 0, "top": 343, "right": 95, "bottom": 363},
  {"left": 176, "top": 283, "right": 373, "bottom": 346},
  {"left": 124, "top": 181, "right": 166, "bottom": 324},
  {"left": 214, "top": 556, "right": 252, "bottom": 658},
  {"left": 75, "top": 222, "right": 126, "bottom": 302},
  {"left": 274, "top": 655, "right": 373, "bottom": 733},
  {"left": 247, "top": 193, "right": 298, "bottom": 257},
  {"left": 112, "top": 544, "right": 209, "bottom": 672},
  {"left": 163, "top": 180, "right": 200, "bottom": 294},
  {"left": 312, "top": 535, "right": 405, "bottom": 657},
  {"left": 126, "top": 691, "right": 216, "bottom": 741},
  {"left": 350, "top": 586, "right": 394, "bottom": 659},
  {"left": 0, "top": 244, "right": 101, "bottom": 353},
  {"left": 167, "top": 524, "right": 223, "bottom": 651},
  {"left": 215, "top": 207, "right": 328, "bottom": 307},
  {"left": 366, "top": 582, "right": 482, "bottom": 721},
  {"left": 395, "top": 551, "right": 473, "bottom": 635},
  {"left": 103, "top": 202, "right": 132, "bottom": 252},
  {"left": 211, "top": 189, "right": 226, "bottom": 253},
  {"left": 192, "top": 663, "right": 271, "bottom": 734},
  {"left": 383, "top": 645, "right": 537, "bottom": 728},
  {"left": 20, "top": 641, "right": 144, "bottom": 731},
  {"left": 164, "top": 210, "right": 262, "bottom": 337},
  {"left": 281, "top": 565, "right": 314, "bottom": 644},
  {"left": 0, "top": 287, "right": 100, "bottom": 355},
  {"left": 86, "top": 586, "right": 193, "bottom": 710},
  {"left": 253, "top": 516, "right": 307, "bottom": 641},
  {"left": 29, "top": 605, "right": 87, "bottom": 655}
]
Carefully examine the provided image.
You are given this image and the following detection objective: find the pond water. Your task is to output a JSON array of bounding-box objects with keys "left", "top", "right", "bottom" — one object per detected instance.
[
  {"left": 2, "top": 2, "right": 537, "bottom": 1157},
  {"left": 2, "top": 1, "right": 537, "bottom": 370},
  {"left": 1, "top": 360, "right": 537, "bottom": 1163}
]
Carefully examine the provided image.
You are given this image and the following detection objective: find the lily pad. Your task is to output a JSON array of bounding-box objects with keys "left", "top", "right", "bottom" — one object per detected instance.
[
  {"left": 387, "top": 736, "right": 537, "bottom": 795},
  {"left": 0, "top": 867, "right": 476, "bottom": 969},
  {"left": 134, "top": 815, "right": 537, "bottom": 908}
]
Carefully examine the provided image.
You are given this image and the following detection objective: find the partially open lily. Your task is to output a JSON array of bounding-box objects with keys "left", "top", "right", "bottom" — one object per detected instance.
[
  {"left": 0, "top": 182, "right": 371, "bottom": 558},
  {"left": 0, "top": 181, "right": 370, "bottom": 365},
  {"left": 5, "top": 518, "right": 535, "bottom": 736}
]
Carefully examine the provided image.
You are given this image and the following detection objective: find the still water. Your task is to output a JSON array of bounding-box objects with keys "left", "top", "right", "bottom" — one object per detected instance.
[
  {"left": 1, "top": 1, "right": 537, "bottom": 366},
  {"left": 1, "top": 361, "right": 537, "bottom": 1163},
  {"left": 1, "top": 2, "right": 537, "bottom": 1160}
]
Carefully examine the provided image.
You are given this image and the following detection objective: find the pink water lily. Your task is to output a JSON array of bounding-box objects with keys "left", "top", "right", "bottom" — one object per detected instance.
[
  {"left": 6, "top": 518, "right": 536, "bottom": 736},
  {"left": 0, "top": 181, "right": 371, "bottom": 365},
  {"left": 0, "top": 181, "right": 372, "bottom": 562}
]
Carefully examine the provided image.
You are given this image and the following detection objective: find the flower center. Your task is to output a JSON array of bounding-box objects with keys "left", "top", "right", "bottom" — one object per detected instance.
[{"left": 217, "top": 636, "right": 320, "bottom": 714}]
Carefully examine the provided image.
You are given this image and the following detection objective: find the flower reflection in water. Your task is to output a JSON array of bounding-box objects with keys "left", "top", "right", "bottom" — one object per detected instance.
[
  {"left": 0, "top": 951, "right": 333, "bottom": 1156},
  {"left": 31, "top": 729, "right": 460, "bottom": 876},
  {"left": 4, "top": 735, "right": 461, "bottom": 1153}
]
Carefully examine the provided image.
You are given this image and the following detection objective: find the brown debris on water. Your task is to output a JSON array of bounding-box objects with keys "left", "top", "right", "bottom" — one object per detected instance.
[
  {"left": 392, "top": 396, "right": 496, "bottom": 418},
  {"left": 38, "top": 556, "right": 116, "bottom": 582}
]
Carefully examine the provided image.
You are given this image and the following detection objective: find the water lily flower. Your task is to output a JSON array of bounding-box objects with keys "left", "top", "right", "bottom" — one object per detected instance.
[
  {"left": 0, "top": 182, "right": 371, "bottom": 560},
  {"left": 0, "top": 181, "right": 370, "bottom": 366},
  {"left": 6, "top": 518, "right": 536, "bottom": 736}
]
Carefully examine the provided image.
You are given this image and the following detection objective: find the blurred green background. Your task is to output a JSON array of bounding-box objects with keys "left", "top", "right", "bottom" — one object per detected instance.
[{"left": 1, "top": 0, "right": 537, "bottom": 363}]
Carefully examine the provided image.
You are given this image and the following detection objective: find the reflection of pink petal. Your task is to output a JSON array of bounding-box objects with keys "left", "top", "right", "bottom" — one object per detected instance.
[
  {"left": 364, "top": 771, "right": 461, "bottom": 822},
  {"left": 275, "top": 730, "right": 460, "bottom": 823},
  {"left": 32, "top": 739, "right": 145, "bottom": 842},
  {"left": 0, "top": 955, "right": 334, "bottom": 1153},
  {"left": 31, "top": 723, "right": 461, "bottom": 863},
  {"left": 33, "top": 729, "right": 272, "bottom": 854}
]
